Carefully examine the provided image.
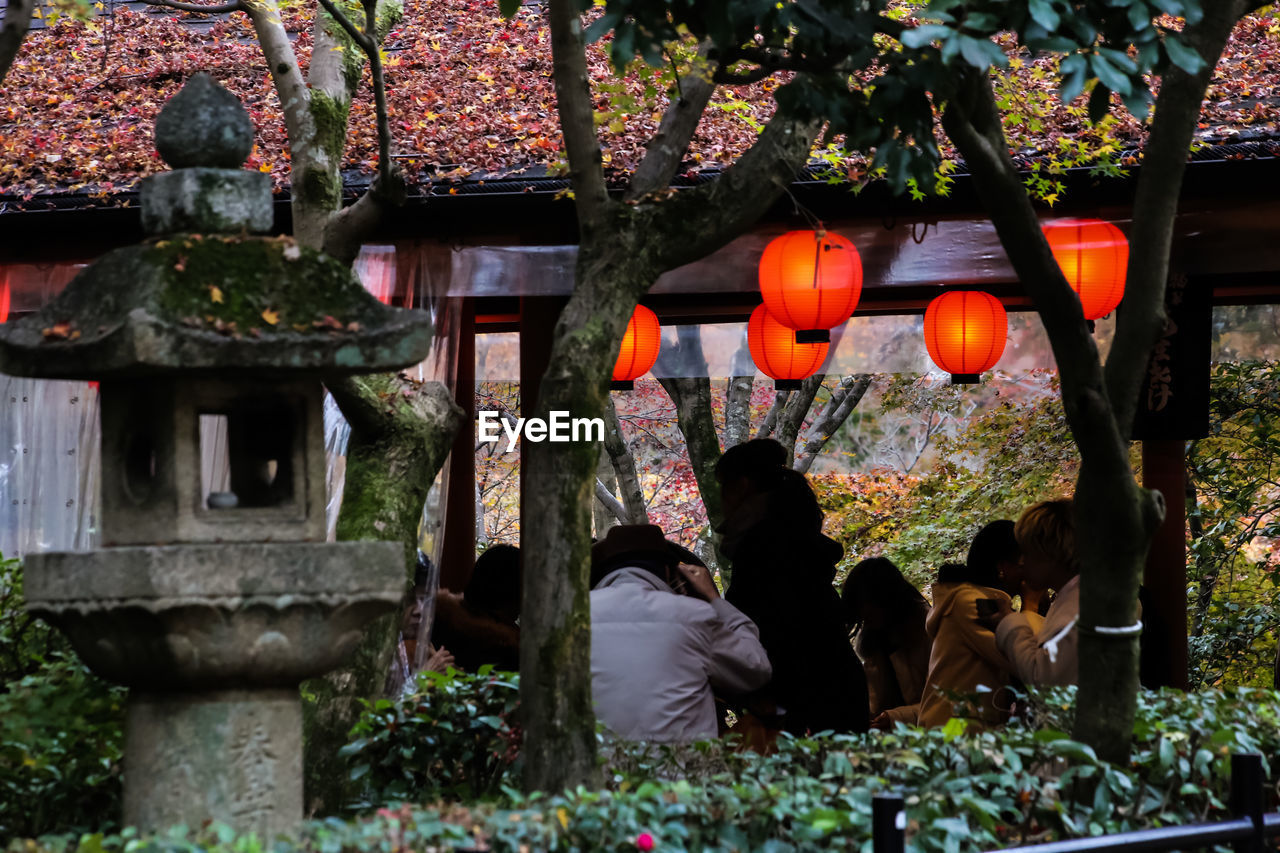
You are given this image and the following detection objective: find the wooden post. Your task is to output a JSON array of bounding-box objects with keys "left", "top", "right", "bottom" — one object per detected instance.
[
  {"left": 518, "top": 297, "right": 565, "bottom": 546},
  {"left": 439, "top": 297, "right": 476, "bottom": 591},
  {"left": 1141, "top": 438, "right": 1189, "bottom": 690},
  {"left": 1132, "top": 274, "right": 1209, "bottom": 692}
]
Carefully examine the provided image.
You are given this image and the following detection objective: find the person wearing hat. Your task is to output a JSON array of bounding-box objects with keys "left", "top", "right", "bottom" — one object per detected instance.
[{"left": 589, "top": 524, "right": 772, "bottom": 743}]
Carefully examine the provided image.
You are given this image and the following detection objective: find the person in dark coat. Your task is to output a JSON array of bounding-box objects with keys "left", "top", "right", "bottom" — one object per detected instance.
[
  {"left": 715, "top": 439, "right": 871, "bottom": 735},
  {"left": 842, "top": 557, "right": 932, "bottom": 726},
  {"left": 432, "top": 544, "right": 522, "bottom": 672}
]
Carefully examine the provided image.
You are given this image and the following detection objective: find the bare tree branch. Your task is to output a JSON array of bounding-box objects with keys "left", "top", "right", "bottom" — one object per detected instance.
[
  {"left": 794, "top": 374, "right": 872, "bottom": 474},
  {"left": 656, "top": 326, "right": 724, "bottom": 528},
  {"left": 627, "top": 46, "right": 716, "bottom": 201},
  {"left": 241, "top": 0, "right": 308, "bottom": 149},
  {"left": 756, "top": 389, "right": 789, "bottom": 439},
  {"left": 594, "top": 478, "right": 628, "bottom": 525},
  {"left": 0, "top": 0, "right": 36, "bottom": 84},
  {"left": 142, "top": 0, "right": 242, "bottom": 13},
  {"left": 776, "top": 374, "right": 823, "bottom": 466},
  {"left": 548, "top": 0, "right": 609, "bottom": 227},
  {"left": 603, "top": 396, "right": 649, "bottom": 524}
]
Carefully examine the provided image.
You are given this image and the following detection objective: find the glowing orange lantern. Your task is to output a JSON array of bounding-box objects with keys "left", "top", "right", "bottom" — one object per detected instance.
[
  {"left": 748, "top": 304, "right": 830, "bottom": 390},
  {"left": 611, "top": 305, "right": 661, "bottom": 390},
  {"left": 759, "top": 229, "right": 862, "bottom": 343},
  {"left": 1043, "top": 218, "right": 1128, "bottom": 321},
  {"left": 0, "top": 274, "right": 8, "bottom": 324},
  {"left": 924, "top": 290, "right": 1007, "bottom": 384}
]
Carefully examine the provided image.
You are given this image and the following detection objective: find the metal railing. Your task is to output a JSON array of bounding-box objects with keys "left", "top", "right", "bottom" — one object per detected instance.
[{"left": 872, "top": 753, "right": 1278, "bottom": 853}]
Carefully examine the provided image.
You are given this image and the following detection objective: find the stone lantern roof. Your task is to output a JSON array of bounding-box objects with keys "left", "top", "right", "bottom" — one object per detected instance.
[{"left": 0, "top": 73, "right": 433, "bottom": 380}]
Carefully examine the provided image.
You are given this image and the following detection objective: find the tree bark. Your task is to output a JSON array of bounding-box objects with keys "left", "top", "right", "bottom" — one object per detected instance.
[
  {"left": 0, "top": 0, "right": 36, "bottom": 84},
  {"left": 756, "top": 389, "right": 789, "bottom": 439},
  {"left": 603, "top": 396, "right": 648, "bottom": 524},
  {"left": 656, "top": 325, "right": 723, "bottom": 529},
  {"left": 794, "top": 374, "right": 872, "bottom": 474},
  {"left": 593, "top": 444, "right": 622, "bottom": 532},
  {"left": 525, "top": 0, "right": 822, "bottom": 791},
  {"left": 776, "top": 374, "right": 823, "bottom": 466},
  {"left": 724, "top": 375, "right": 754, "bottom": 449},
  {"left": 939, "top": 3, "right": 1247, "bottom": 757},
  {"left": 303, "top": 375, "right": 462, "bottom": 814}
]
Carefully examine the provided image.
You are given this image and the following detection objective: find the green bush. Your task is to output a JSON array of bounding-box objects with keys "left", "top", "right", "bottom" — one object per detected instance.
[
  {"left": 12, "top": 683, "right": 1280, "bottom": 853},
  {"left": 0, "top": 553, "right": 126, "bottom": 840},
  {"left": 338, "top": 667, "right": 522, "bottom": 808}
]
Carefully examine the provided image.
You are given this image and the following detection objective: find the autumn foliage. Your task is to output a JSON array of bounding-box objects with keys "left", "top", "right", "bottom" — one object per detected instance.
[{"left": 1, "top": 3, "right": 1277, "bottom": 202}]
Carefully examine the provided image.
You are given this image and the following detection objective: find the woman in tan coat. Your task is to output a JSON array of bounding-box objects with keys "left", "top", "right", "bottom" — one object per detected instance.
[{"left": 915, "top": 563, "right": 1014, "bottom": 728}]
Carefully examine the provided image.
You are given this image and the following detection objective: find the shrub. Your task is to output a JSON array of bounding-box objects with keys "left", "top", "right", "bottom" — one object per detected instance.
[
  {"left": 338, "top": 667, "right": 521, "bottom": 808},
  {"left": 0, "top": 554, "right": 126, "bottom": 840}
]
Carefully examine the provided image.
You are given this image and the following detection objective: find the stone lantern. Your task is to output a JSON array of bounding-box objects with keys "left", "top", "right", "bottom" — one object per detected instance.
[{"left": 0, "top": 74, "right": 431, "bottom": 837}]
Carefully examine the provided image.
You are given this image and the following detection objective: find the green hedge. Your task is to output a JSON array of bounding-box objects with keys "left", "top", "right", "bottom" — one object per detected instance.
[{"left": 11, "top": 672, "right": 1278, "bottom": 853}]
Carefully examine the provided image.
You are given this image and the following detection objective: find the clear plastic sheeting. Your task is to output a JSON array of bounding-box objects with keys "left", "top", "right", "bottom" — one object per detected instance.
[
  {"left": 323, "top": 393, "right": 351, "bottom": 542},
  {"left": 0, "top": 377, "right": 99, "bottom": 558},
  {"left": 1, "top": 245, "right": 462, "bottom": 568},
  {"left": 473, "top": 313, "right": 1118, "bottom": 381}
]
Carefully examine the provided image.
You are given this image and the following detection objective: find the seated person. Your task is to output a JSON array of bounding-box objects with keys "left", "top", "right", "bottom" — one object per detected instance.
[
  {"left": 589, "top": 524, "right": 771, "bottom": 743},
  {"left": 914, "top": 560, "right": 1014, "bottom": 728},
  {"left": 981, "top": 500, "right": 1081, "bottom": 687},
  {"left": 968, "top": 519, "right": 1048, "bottom": 622},
  {"left": 432, "top": 544, "right": 521, "bottom": 672},
  {"left": 842, "top": 557, "right": 932, "bottom": 728}
]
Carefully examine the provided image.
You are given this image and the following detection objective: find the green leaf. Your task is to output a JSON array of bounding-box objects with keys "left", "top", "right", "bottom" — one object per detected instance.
[
  {"left": 1090, "top": 53, "right": 1133, "bottom": 96},
  {"left": 1163, "top": 35, "right": 1205, "bottom": 75},
  {"left": 1028, "top": 0, "right": 1059, "bottom": 32},
  {"left": 498, "top": 0, "right": 520, "bottom": 17},
  {"left": 1059, "top": 53, "right": 1088, "bottom": 103},
  {"left": 901, "top": 24, "right": 952, "bottom": 49},
  {"left": 957, "top": 34, "right": 1007, "bottom": 71},
  {"left": 1048, "top": 739, "right": 1098, "bottom": 762}
]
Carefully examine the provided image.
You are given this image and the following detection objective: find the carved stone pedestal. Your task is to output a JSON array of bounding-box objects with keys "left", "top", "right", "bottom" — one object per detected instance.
[
  {"left": 126, "top": 691, "right": 301, "bottom": 838},
  {"left": 24, "top": 541, "right": 403, "bottom": 835}
]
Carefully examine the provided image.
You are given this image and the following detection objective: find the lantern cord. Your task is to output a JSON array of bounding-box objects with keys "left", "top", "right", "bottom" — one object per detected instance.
[
  {"left": 911, "top": 221, "right": 931, "bottom": 244},
  {"left": 780, "top": 185, "right": 824, "bottom": 232}
]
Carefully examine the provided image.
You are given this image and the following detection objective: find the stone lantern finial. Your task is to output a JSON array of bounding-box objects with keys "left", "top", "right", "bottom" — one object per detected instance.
[
  {"left": 142, "top": 73, "right": 271, "bottom": 237},
  {"left": 155, "top": 73, "right": 255, "bottom": 169}
]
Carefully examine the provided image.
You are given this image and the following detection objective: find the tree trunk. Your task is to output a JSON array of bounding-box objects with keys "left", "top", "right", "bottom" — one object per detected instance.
[
  {"left": 593, "top": 445, "right": 621, "bottom": 533},
  {"left": 939, "top": 0, "right": 1247, "bottom": 757},
  {"left": 302, "top": 375, "right": 462, "bottom": 814},
  {"left": 0, "top": 0, "right": 35, "bottom": 84},
  {"left": 776, "top": 375, "right": 823, "bottom": 466},
  {"left": 520, "top": 251, "right": 650, "bottom": 792},
  {"left": 603, "top": 396, "right": 648, "bottom": 524}
]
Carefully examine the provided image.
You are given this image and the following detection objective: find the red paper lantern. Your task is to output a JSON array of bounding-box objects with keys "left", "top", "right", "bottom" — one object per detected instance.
[
  {"left": 0, "top": 275, "right": 8, "bottom": 324},
  {"left": 759, "top": 229, "right": 862, "bottom": 343},
  {"left": 924, "top": 290, "right": 1008, "bottom": 384},
  {"left": 1043, "top": 218, "right": 1128, "bottom": 321},
  {"left": 611, "top": 305, "right": 661, "bottom": 390},
  {"left": 748, "top": 304, "right": 830, "bottom": 390}
]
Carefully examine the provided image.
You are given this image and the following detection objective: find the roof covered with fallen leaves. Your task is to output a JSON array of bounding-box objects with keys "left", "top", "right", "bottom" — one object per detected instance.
[{"left": 0, "top": 0, "right": 1278, "bottom": 204}]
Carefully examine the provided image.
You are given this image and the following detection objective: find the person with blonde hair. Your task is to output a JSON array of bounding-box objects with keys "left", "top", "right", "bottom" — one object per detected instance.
[{"left": 979, "top": 499, "right": 1081, "bottom": 687}]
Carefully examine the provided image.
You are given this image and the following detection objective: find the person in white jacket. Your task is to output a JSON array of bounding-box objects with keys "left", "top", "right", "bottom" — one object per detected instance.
[
  {"left": 589, "top": 524, "right": 772, "bottom": 743},
  {"left": 980, "top": 499, "right": 1080, "bottom": 688}
]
